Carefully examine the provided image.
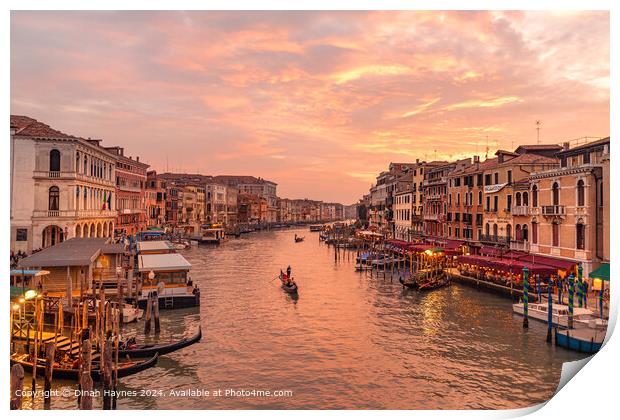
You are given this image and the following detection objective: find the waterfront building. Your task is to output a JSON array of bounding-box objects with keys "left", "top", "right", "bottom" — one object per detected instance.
[
  {"left": 10, "top": 115, "right": 117, "bottom": 253},
  {"left": 480, "top": 148, "right": 560, "bottom": 249},
  {"left": 225, "top": 187, "right": 238, "bottom": 227},
  {"left": 393, "top": 182, "right": 413, "bottom": 241},
  {"left": 238, "top": 193, "right": 266, "bottom": 225},
  {"left": 423, "top": 159, "right": 470, "bottom": 240},
  {"left": 105, "top": 146, "right": 149, "bottom": 236},
  {"left": 146, "top": 170, "right": 166, "bottom": 227},
  {"left": 205, "top": 182, "right": 228, "bottom": 224},
  {"left": 528, "top": 138, "right": 610, "bottom": 274},
  {"left": 17, "top": 237, "right": 124, "bottom": 293},
  {"left": 214, "top": 175, "right": 278, "bottom": 224}
]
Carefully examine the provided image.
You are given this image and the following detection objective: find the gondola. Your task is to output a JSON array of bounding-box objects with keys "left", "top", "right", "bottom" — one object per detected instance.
[
  {"left": 294, "top": 236, "right": 305, "bottom": 243},
  {"left": 417, "top": 277, "right": 450, "bottom": 291},
  {"left": 10, "top": 352, "right": 159, "bottom": 381},
  {"left": 119, "top": 327, "right": 202, "bottom": 358},
  {"left": 281, "top": 282, "right": 299, "bottom": 294}
]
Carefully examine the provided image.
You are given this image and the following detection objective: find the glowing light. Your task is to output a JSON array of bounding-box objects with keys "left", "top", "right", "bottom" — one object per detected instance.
[{"left": 24, "top": 290, "right": 38, "bottom": 300}]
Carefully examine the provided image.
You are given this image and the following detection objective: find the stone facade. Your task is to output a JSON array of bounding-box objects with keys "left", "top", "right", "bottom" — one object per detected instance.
[{"left": 11, "top": 116, "right": 116, "bottom": 253}]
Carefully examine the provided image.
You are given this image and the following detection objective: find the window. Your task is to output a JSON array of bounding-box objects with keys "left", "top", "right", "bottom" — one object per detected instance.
[
  {"left": 506, "top": 195, "right": 512, "bottom": 211},
  {"left": 50, "top": 149, "right": 61, "bottom": 172},
  {"left": 486, "top": 196, "right": 490, "bottom": 211},
  {"left": 576, "top": 220, "right": 585, "bottom": 250},
  {"left": 49, "top": 186, "right": 60, "bottom": 210},
  {"left": 532, "top": 185, "right": 538, "bottom": 207},
  {"left": 583, "top": 152, "right": 590, "bottom": 164},
  {"left": 16, "top": 229, "right": 28, "bottom": 241},
  {"left": 515, "top": 224, "right": 522, "bottom": 240},
  {"left": 494, "top": 172, "right": 499, "bottom": 184},
  {"left": 515, "top": 192, "right": 521, "bottom": 206},
  {"left": 76, "top": 152, "right": 80, "bottom": 172},
  {"left": 577, "top": 180, "right": 585, "bottom": 207},
  {"left": 523, "top": 192, "right": 529, "bottom": 206},
  {"left": 506, "top": 224, "right": 512, "bottom": 240},
  {"left": 485, "top": 223, "right": 490, "bottom": 236},
  {"left": 507, "top": 170, "right": 512, "bottom": 184},
  {"left": 532, "top": 221, "right": 538, "bottom": 244},
  {"left": 493, "top": 223, "right": 498, "bottom": 237},
  {"left": 493, "top": 196, "right": 498, "bottom": 212},
  {"left": 552, "top": 182, "right": 560, "bottom": 206},
  {"left": 522, "top": 224, "right": 528, "bottom": 241},
  {"left": 552, "top": 222, "right": 559, "bottom": 247},
  {"left": 478, "top": 191, "right": 482, "bottom": 205}
]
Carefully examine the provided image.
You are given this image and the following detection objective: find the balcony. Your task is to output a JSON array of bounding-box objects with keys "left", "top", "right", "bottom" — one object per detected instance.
[
  {"left": 33, "top": 209, "right": 117, "bottom": 219},
  {"left": 510, "top": 240, "right": 530, "bottom": 252},
  {"left": 542, "top": 205, "right": 566, "bottom": 217},
  {"left": 479, "top": 234, "right": 510, "bottom": 244},
  {"left": 424, "top": 214, "right": 440, "bottom": 221},
  {"left": 512, "top": 206, "right": 529, "bottom": 216}
]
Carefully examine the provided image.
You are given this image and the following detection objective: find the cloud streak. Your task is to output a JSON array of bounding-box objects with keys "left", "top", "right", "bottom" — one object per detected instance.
[{"left": 10, "top": 10, "right": 609, "bottom": 203}]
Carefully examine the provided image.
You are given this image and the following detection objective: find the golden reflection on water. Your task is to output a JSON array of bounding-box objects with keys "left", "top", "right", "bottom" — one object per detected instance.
[{"left": 19, "top": 228, "right": 588, "bottom": 410}]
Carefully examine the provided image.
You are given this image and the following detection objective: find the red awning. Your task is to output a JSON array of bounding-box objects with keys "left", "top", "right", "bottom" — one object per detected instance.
[
  {"left": 479, "top": 246, "right": 503, "bottom": 257},
  {"left": 515, "top": 254, "right": 576, "bottom": 271}
]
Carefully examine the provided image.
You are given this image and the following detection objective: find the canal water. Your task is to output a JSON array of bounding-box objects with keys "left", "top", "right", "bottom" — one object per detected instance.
[{"left": 24, "top": 228, "right": 585, "bottom": 410}]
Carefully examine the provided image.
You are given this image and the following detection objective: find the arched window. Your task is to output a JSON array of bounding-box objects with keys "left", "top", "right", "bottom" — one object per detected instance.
[
  {"left": 506, "top": 224, "right": 512, "bottom": 240},
  {"left": 49, "top": 186, "right": 60, "bottom": 210},
  {"left": 515, "top": 224, "right": 522, "bottom": 241},
  {"left": 84, "top": 156, "right": 88, "bottom": 174},
  {"left": 50, "top": 149, "right": 61, "bottom": 172},
  {"left": 493, "top": 223, "right": 498, "bottom": 237},
  {"left": 522, "top": 224, "right": 528, "bottom": 241},
  {"left": 576, "top": 219, "right": 585, "bottom": 250},
  {"left": 577, "top": 180, "right": 585, "bottom": 207},
  {"left": 532, "top": 220, "right": 538, "bottom": 244},
  {"left": 515, "top": 192, "right": 521, "bottom": 206},
  {"left": 552, "top": 182, "right": 560, "bottom": 206},
  {"left": 485, "top": 223, "right": 490, "bottom": 236},
  {"left": 532, "top": 185, "right": 538, "bottom": 207},
  {"left": 76, "top": 152, "right": 80, "bottom": 173},
  {"left": 523, "top": 192, "right": 529, "bottom": 206}
]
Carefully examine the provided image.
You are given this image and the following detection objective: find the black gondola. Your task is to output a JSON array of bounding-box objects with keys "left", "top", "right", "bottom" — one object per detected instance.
[
  {"left": 120, "top": 327, "right": 202, "bottom": 358},
  {"left": 281, "top": 282, "right": 299, "bottom": 294},
  {"left": 10, "top": 352, "right": 159, "bottom": 381}
]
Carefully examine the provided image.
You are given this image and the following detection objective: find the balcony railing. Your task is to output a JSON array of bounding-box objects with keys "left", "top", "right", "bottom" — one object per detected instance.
[
  {"left": 510, "top": 240, "right": 530, "bottom": 252},
  {"left": 33, "top": 209, "right": 117, "bottom": 219},
  {"left": 479, "top": 234, "right": 510, "bottom": 244},
  {"left": 512, "top": 206, "right": 529, "bottom": 216},
  {"left": 542, "top": 205, "right": 566, "bottom": 216}
]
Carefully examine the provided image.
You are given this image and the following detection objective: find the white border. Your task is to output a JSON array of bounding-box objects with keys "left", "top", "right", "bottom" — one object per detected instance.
[{"left": 2, "top": 1, "right": 617, "bottom": 418}]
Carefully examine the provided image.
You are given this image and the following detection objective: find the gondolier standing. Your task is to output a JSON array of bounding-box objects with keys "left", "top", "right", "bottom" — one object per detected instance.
[{"left": 286, "top": 265, "right": 292, "bottom": 278}]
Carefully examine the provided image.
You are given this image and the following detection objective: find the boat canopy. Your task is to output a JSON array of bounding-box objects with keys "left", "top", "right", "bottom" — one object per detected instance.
[
  {"left": 138, "top": 253, "right": 191, "bottom": 272},
  {"left": 136, "top": 240, "right": 174, "bottom": 253}
]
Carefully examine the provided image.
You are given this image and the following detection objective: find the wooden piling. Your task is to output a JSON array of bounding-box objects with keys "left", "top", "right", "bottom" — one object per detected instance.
[
  {"left": 79, "top": 372, "right": 93, "bottom": 410},
  {"left": 44, "top": 342, "right": 56, "bottom": 408},
  {"left": 32, "top": 298, "right": 41, "bottom": 399},
  {"left": 153, "top": 293, "right": 161, "bottom": 334},
  {"left": 102, "top": 339, "right": 113, "bottom": 410},
  {"left": 10, "top": 364, "right": 25, "bottom": 410},
  {"left": 144, "top": 292, "right": 152, "bottom": 334}
]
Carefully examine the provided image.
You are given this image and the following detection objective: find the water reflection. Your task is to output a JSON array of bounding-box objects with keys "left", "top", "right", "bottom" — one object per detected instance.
[{"left": 22, "top": 228, "right": 586, "bottom": 409}]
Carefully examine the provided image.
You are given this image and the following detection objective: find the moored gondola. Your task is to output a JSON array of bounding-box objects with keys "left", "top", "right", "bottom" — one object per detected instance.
[
  {"left": 119, "top": 327, "right": 202, "bottom": 358},
  {"left": 10, "top": 352, "right": 159, "bottom": 381}
]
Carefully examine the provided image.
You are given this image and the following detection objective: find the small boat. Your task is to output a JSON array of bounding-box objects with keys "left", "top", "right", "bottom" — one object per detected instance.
[
  {"left": 294, "top": 235, "right": 305, "bottom": 243},
  {"left": 122, "top": 303, "right": 144, "bottom": 324},
  {"left": 417, "top": 277, "right": 450, "bottom": 291},
  {"left": 10, "top": 352, "right": 159, "bottom": 381},
  {"left": 512, "top": 302, "right": 596, "bottom": 327},
  {"left": 279, "top": 274, "right": 299, "bottom": 295},
  {"left": 309, "top": 225, "right": 323, "bottom": 232},
  {"left": 120, "top": 327, "right": 202, "bottom": 358},
  {"left": 555, "top": 328, "right": 605, "bottom": 354}
]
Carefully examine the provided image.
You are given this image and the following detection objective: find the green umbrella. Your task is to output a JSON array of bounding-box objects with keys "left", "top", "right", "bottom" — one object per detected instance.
[{"left": 589, "top": 263, "right": 610, "bottom": 282}]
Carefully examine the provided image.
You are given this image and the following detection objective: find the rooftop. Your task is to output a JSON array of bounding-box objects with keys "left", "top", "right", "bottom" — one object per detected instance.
[{"left": 17, "top": 238, "right": 118, "bottom": 268}]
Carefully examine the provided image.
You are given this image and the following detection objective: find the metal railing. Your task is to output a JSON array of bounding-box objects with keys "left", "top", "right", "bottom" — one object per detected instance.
[{"left": 542, "top": 205, "right": 566, "bottom": 216}]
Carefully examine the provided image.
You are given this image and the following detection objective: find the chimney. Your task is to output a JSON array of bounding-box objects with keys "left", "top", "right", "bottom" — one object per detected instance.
[
  {"left": 416, "top": 158, "right": 420, "bottom": 164},
  {"left": 563, "top": 142, "right": 570, "bottom": 151},
  {"left": 136, "top": 156, "right": 140, "bottom": 162},
  {"left": 473, "top": 155, "right": 480, "bottom": 163}
]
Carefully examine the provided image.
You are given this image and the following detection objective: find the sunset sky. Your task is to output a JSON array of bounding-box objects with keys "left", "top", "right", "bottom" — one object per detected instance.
[{"left": 11, "top": 11, "right": 609, "bottom": 203}]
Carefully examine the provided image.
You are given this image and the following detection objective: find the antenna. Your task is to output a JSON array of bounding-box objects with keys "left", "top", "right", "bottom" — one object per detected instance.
[{"left": 536, "top": 120, "right": 542, "bottom": 144}]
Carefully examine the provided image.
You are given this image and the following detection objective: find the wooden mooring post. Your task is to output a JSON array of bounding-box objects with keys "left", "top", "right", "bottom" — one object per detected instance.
[
  {"left": 144, "top": 292, "right": 153, "bottom": 334},
  {"left": 10, "top": 364, "right": 25, "bottom": 410},
  {"left": 103, "top": 339, "right": 113, "bottom": 410},
  {"left": 44, "top": 342, "right": 56, "bottom": 409},
  {"left": 153, "top": 293, "right": 161, "bottom": 335}
]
